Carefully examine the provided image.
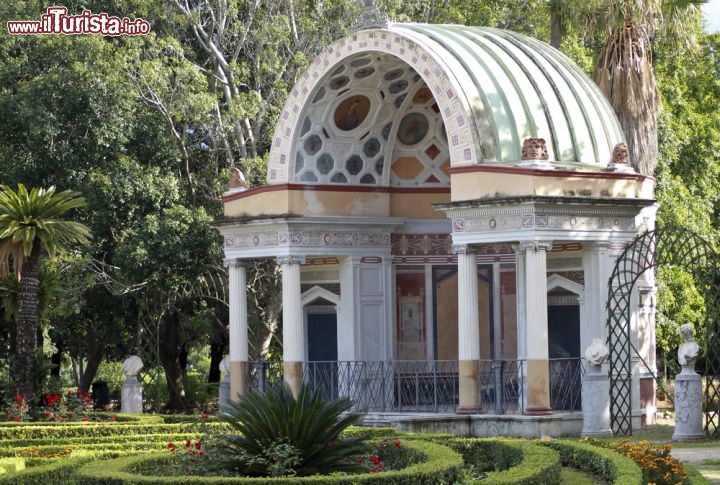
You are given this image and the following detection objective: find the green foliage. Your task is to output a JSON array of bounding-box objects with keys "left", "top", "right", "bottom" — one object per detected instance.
[
  {"left": 212, "top": 383, "right": 366, "bottom": 477},
  {"left": 72, "top": 439, "right": 462, "bottom": 484},
  {"left": 543, "top": 439, "right": 643, "bottom": 485},
  {"left": 0, "top": 184, "right": 90, "bottom": 278},
  {"left": 448, "top": 437, "right": 561, "bottom": 484}
]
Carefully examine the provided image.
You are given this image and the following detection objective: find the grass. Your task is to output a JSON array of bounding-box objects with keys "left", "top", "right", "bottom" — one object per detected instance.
[{"left": 559, "top": 466, "right": 603, "bottom": 484}]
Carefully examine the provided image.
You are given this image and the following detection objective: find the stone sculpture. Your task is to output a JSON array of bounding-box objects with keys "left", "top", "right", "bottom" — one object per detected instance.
[
  {"left": 585, "top": 338, "right": 609, "bottom": 366},
  {"left": 121, "top": 355, "right": 144, "bottom": 414},
  {"left": 229, "top": 167, "right": 247, "bottom": 189},
  {"left": 521, "top": 137, "right": 549, "bottom": 160},
  {"left": 673, "top": 323, "right": 704, "bottom": 440},
  {"left": 610, "top": 142, "right": 629, "bottom": 165},
  {"left": 678, "top": 324, "right": 700, "bottom": 368}
]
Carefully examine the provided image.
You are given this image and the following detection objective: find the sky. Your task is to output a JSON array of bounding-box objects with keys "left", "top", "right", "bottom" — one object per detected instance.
[{"left": 703, "top": 0, "right": 720, "bottom": 33}]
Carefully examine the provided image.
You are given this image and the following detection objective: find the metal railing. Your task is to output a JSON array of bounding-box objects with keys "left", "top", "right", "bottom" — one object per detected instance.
[{"left": 244, "top": 358, "right": 584, "bottom": 415}]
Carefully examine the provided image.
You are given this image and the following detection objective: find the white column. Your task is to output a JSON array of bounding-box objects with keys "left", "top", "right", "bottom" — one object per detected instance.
[
  {"left": 455, "top": 244, "right": 480, "bottom": 412},
  {"left": 279, "top": 255, "right": 305, "bottom": 396},
  {"left": 458, "top": 246, "right": 480, "bottom": 361},
  {"left": 581, "top": 242, "right": 610, "bottom": 353},
  {"left": 338, "top": 256, "right": 360, "bottom": 362},
  {"left": 227, "top": 260, "right": 248, "bottom": 401},
  {"left": 521, "top": 240, "right": 552, "bottom": 415}
]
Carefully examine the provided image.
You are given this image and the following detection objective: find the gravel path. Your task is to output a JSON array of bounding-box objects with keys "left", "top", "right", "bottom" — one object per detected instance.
[{"left": 671, "top": 446, "right": 720, "bottom": 484}]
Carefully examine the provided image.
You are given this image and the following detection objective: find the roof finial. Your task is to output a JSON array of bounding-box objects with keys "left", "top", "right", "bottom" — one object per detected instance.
[{"left": 352, "top": 0, "right": 390, "bottom": 31}]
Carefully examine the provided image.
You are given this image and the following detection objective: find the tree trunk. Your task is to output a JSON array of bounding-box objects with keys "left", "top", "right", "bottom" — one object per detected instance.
[
  {"left": 50, "top": 342, "right": 63, "bottom": 378},
  {"left": 14, "top": 242, "right": 42, "bottom": 401},
  {"left": 159, "top": 311, "right": 188, "bottom": 411},
  {"left": 208, "top": 337, "right": 226, "bottom": 383},
  {"left": 80, "top": 334, "right": 105, "bottom": 392},
  {"left": 550, "top": 0, "right": 562, "bottom": 49}
]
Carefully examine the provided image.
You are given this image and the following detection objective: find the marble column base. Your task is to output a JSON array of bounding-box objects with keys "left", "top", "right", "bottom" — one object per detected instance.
[
  {"left": 582, "top": 366, "right": 612, "bottom": 438},
  {"left": 672, "top": 370, "right": 704, "bottom": 441},
  {"left": 229, "top": 361, "right": 248, "bottom": 403},
  {"left": 525, "top": 359, "right": 552, "bottom": 415},
  {"left": 457, "top": 359, "right": 479, "bottom": 413},
  {"left": 284, "top": 361, "right": 303, "bottom": 398}
]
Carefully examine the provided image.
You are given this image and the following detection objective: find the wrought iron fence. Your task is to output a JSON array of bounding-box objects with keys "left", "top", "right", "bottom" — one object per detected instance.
[{"left": 245, "top": 358, "right": 584, "bottom": 415}]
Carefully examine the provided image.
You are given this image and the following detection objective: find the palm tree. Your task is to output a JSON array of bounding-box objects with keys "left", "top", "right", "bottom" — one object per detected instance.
[
  {"left": 593, "top": 0, "right": 705, "bottom": 176},
  {"left": 0, "top": 184, "right": 91, "bottom": 401}
]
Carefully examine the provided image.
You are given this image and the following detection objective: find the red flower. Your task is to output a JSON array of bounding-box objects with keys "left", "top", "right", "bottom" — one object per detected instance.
[
  {"left": 185, "top": 439, "right": 191, "bottom": 448},
  {"left": 194, "top": 441, "right": 202, "bottom": 450},
  {"left": 15, "top": 393, "right": 24, "bottom": 404},
  {"left": 198, "top": 450, "right": 205, "bottom": 457},
  {"left": 394, "top": 439, "right": 401, "bottom": 448},
  {"left": 200, "top": 413, "right": 209, "bottom": 420},
  {"left": 371, "top": 455, "right": 380, "bottom": 465},
  {"left": 110, "top": 415, "right": 116, "bottom": 421}
]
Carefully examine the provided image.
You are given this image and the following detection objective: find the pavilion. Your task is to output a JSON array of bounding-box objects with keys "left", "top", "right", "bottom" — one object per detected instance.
[{"left": 214, "top": 20, "right": 658, "bottom": 435}]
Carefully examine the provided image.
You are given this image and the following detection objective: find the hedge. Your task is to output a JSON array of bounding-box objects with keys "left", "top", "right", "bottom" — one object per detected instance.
[
  {"left": 0, "top": 422, "right": 218, "bottom": 440},
  {"left": 0, "top": 457, "right": 93, "bottom": 484},
  {"left": 0, "top": 458, "right": 25, "bottom": 475},
  {"left": 539, "top": 439, "right": 643, "bottom": 485},
  {"left": 0, "top": 432, "right": 201, "bottom": 452},
  {"left": 73, "top": 439, "right": 463, "bottom": 485},
  {"left": 448, "top": 437, "right": 561, "bottom": 484}
]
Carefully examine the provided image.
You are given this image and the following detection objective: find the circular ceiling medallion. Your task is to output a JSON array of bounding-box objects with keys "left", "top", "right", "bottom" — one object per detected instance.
[
  {"left": 334, "top": 95, "right": 371, "bottom": 131},
  {"left": 397, "top": 113, "right": 429, "bottom": 146}
]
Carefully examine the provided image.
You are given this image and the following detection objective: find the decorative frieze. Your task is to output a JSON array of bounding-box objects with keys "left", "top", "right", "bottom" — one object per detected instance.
[
  {"left": 391, "top": 233, "right": 452, "bottom": 255},
  {"left": 224, "top": 229, "right": 391, "bottom": 250},
  {"left": 453, "top": 213, "right": 635, "bottom": 234}
]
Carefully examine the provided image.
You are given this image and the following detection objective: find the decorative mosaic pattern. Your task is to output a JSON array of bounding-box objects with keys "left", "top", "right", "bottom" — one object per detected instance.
[
  {"left": 391, "top": 234, "right": 452, "bottom": 255},
  {"left": 267, "top": 28, "right": 478, "bottom": 184}
]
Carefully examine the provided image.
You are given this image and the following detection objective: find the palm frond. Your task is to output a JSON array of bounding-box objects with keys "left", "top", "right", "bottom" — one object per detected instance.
[{"left": 0, "top": 184, "right": 91, "bottom": 279}]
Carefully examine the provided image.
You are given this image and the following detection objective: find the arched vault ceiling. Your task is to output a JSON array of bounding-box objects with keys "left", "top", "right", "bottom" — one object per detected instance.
[{"left": 267, "top": 24, "right": 624, "bottom": 187}]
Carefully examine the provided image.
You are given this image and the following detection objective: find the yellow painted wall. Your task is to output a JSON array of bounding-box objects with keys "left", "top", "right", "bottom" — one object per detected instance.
[
  {"left": 450, "top": 170, "right": 655, "bottom": 202},
  {"left": 224, "top": 187, "right": 451, "bottom": 219}
]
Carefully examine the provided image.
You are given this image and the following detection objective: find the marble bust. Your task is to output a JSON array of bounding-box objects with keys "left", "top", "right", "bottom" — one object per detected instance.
[
  {"left": 122, "top": 355, "right": 144, "bottom": 378},
  {"left": 585, "top": 338, "right": 609, "bottom": 366},
  {"left": 678, "top": 324, "right": 700, "bottom": 368}
]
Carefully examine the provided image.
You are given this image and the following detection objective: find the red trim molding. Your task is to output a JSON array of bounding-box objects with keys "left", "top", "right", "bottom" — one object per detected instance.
[
  {"left": 222, "top": 183, "right": 451, "bottom": 203},
  {"left": 448, "top": 164, "right": 654, "bottom": 182}
]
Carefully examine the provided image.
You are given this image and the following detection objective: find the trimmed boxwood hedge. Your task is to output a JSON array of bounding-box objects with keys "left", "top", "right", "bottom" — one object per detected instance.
[
  {"left": 539, "top": 439, "right": 643, "bottom": 485},
  {"left": 73, "top": 439, "right": 463, "bottom": 484},
  {"left": 448, "top": 437, "right": 562, "bottom": 484},
  {"left": 0, "top": 422, "right": 218, "bottom": 441},
  {"left": 0, "top": 458, "right": 25, "bottom": 475}
]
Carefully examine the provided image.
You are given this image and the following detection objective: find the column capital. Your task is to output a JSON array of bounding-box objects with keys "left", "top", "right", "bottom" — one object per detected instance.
[
  {"left": 452, "top": 244, "right": 476, "bottom": 255},
  {"left": 519, "top": 240, "right": 552, "bottom": 253},
  {"left": 277, "top": 255, "right": 306, "bottom": 265},
  {"left": 224, "top": 258, "right": 247, "bottom": 269}
]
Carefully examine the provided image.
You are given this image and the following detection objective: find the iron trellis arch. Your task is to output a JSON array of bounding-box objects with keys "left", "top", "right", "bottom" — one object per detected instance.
[{"left": 607, "top": 225, "right": 720, "bottom": 437}]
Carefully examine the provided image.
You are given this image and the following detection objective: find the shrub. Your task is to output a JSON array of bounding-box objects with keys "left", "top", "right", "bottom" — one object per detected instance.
[
  {"left": 542, "top": 439, "right": 642, "bottom": 485},
  {"left": 74, "top": 439, "right": 463, "bottom": 484},
  {"left": 449, "top": 437, "right": 561, "bottom": 484},
  {"left": 210, "top": 383, "right": 366, "bottom": 477}
]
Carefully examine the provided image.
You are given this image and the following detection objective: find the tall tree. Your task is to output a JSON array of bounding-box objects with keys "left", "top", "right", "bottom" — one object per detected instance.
[
  {"left": 593, "top": 0, "right": 705, "bottom": 175},
  {"left": 0, "top": 184, "right": 91, "bottom": 400}
]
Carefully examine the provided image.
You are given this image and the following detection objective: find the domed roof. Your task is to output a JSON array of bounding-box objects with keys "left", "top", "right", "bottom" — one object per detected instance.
[{"left": 266, "top": 23, "right": 624, "bottom": 186}]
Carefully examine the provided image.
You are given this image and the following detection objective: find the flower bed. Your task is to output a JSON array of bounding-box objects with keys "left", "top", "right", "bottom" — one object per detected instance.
[{"left": 73, "top": 439, "right": 463, "bottom": 484}]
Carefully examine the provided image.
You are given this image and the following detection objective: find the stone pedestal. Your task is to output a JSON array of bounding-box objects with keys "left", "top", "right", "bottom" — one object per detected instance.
[
  {"left": 219, "top": 355, "right": 231, "bottom": 411},
  {"left": 672, "top": 370, "right": 704, "bottom": 441},
  {"left": 582, "top": 364, "right": 612, "bottom": 437},
  {"left": 121, "top": 377, "right": 143, "bottom": 414},
  {"left": 219, "top": 374, "right": 231, "bottom": 410}
]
